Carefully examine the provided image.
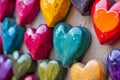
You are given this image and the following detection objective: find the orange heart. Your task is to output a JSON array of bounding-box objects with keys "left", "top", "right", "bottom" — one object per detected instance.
[
  {"left": 94, "top": 9, "right": 119, "bottom": 32},
  {"left": 70, "top": 60, "right": 106, "bottom": 80}
]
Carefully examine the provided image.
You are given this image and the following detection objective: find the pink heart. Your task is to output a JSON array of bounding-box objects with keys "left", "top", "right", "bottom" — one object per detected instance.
[{"left": 24, "top": 24, "right": 53, "bottom": 60}]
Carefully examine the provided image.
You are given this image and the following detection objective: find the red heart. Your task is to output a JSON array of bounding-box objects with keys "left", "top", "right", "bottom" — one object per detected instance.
[
  {"left": 16, "top": 0, "right": 40, "bottom": 25},
  {"left": 92, "top": 0, "right": 120, "bottom": 44},
  {"left": 24, "top": 24, "right": 53, "bottom": 60}
]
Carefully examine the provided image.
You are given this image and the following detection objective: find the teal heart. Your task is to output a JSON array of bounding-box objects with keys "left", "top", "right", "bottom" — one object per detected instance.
[
  {"left": 1, "top": 18, "right": 25, "bottom": 55},
  {"left": 12, "top": 51, "right": 37, "bottom": 80},
  {"left": 53, "top": 23, "right": 91, "bottom": 68}
]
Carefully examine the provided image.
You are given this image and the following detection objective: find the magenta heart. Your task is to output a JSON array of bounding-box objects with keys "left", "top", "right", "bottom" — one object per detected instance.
[
  {"left": 16, "top": 0, "right": 40, "bottom": 25},
  {"left": 24, "top": 24, "right": 53, "bottom": 60},
  {"left": 24, "top": 75, "right": 39, "bottom": 80}
]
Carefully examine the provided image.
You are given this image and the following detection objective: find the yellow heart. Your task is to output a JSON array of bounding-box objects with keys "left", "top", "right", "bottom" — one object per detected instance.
[
  {"left": 40, "top": 0, "right": 71, "bottom": 27},
  {"left": 70, "top": 60, "right": 106, "bottom": 80},
  {"left": 94, "top": 9, "right": 119, "bottom": 32}
]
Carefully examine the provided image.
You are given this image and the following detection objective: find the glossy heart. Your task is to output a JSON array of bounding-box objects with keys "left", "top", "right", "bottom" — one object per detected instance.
[
  {"left": 92, "top": 0, "right": 120, "bottom": 44},
  {"left": 70, "top": 60, "right": 106, "bottom": 80},
  {"left": 12, "top": 51, "right": 37, "bottom": 80},
  {"left": 16, "top": 0, "right": 40, "bottom": 25},
  {"left": 24, "top": 24, "right": 53, "bottom": 60},
  {"left": 38, "top": 59, "right": 67, "bottom": 80},
  {"left": 1, "top": 18, "right": 25, "bottom": 55},
  {"left": 24, "top": 75, "right": 39, "bottom": 80},
  {"left": 53, "top": 23, "right": 91, "bottom": 68},
  {"left": 0, "top": 0, "right": 15, "bottom": 22},
  {"left": 40, "top": 0, "right": 71, "bottom": 27},
  {"left": 0, "top": 55, "right": 13, "bottom": 80}
]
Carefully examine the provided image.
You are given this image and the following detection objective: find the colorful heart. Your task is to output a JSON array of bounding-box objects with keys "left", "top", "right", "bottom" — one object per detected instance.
[
  {"left": 53, "top": 23, "right": 91, "bottom": 68},
  {"left": 24, "top": 24, "right": 53, "bottom": 60}
]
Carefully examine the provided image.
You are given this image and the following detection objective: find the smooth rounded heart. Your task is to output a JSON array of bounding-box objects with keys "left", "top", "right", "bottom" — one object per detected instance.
[
  {"left": 40, "top": 0, "right": 71, "bottom": 27},
  {"left": 24, "top": 75, "right": 39, "bottom": 80},
  {"left": 24, "top": 24, "right": 53, "bottom": 60},
  {"left": 38, "top": 59, "right": 67, "bottom": 80},
  {"left": 53, "top": 23, "right": 91, "bottom": 68},
  {"left": 70, "top": 60, "right": 106, "bottom": 80}
]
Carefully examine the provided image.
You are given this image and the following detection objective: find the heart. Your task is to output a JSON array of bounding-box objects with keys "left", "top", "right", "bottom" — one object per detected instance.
[
  {"left": 38, "top": 59, "right": 67, "bottom": 80},
  {"left": 0, "top": 0, "right": 15, "bottom": 22},
  {"left": 40, "top": 0, "right": 71, "bottom": 27},
  {"left": 92, "top": 0, "right": 120, "bottom": 44},
  {"left": 53, "top": 23, "right": 91, "bottom": 68},
  {"left": 24, "top": 24, "right": 53, "bottom": 60},
  {"left": 12, "top": 51, "right": 37, "bottom": 80},
  {"left": 16, "top": 0, "right": 40, "bottom": 25},
  {"left": 0, "top": 55, "right": 13, "bottom": 80},
  {"left": 70, "top": 60, "right": 106, "bottom": 80},
  {"left": 24, "top": 75, "right": 39, "bottom": 80}
]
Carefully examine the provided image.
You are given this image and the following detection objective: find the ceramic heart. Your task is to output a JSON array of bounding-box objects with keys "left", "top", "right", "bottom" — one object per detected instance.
[
  {"left": 1, "top": 18, "right": 25, "bottom": 55},
  {"left": 70, "top": 60, "right": 106, "bottom": 80},
  {"left": 38, "top": 59, "right": 67, "bottom": 80},
  {"left": 0, "top": 0, "right": 15, "bottom": 22},
  {"left": 24, "top": 24, "right": 53, "bottom": 60},
  {"left": 92, "top": 0, "right": 120, "bottom": 44},
  {"left": 53, "top": 23, "right": 91, "bottom": 68},
  {"left": 0, "top": 55, "right": 13, "bottom": 80},
  {"left": 12, "top": 51, "right": 37, "bottom": 80},
  {"left": 24, "top": 75, "right": 39, "bottom": 80},
  {"left": 40, "top": 0, "right": 71, "bottom": 27},
  {"left": 16, "top": 0, "right": 40, "bottom": 25}
]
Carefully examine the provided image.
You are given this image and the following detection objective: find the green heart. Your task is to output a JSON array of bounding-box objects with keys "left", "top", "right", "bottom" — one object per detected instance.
[
  {"left": 38, "top": 59, "right": 67, "bottom": 80},
  {"left": 12, "top": 51, "right": 37, "bottom": 80},
  {"left": 53, "top": 23, "right": 91, "bottom": 68}
]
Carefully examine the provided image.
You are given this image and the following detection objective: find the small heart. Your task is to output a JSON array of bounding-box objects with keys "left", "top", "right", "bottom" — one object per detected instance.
[
  {"left": 40, "top": 0, "right": 71, "bottom": 27},
  {"left": 0, "top": 55, "right": 13, "bottom": 80},
  {"left": 16, "top": 0, "right": 40, "bottom": 25},
  {"left": 24, "top": 24, "right": 53, "bottom": 60},
  {"left": 1, "top": 18, "right": 25, "bottom": 54},
  {"left": 12, "top": 51, "right": 37, "bottom": 80},
  {"left": 24, "top": 75, "right": 39, "bottom": 80},
  {"left": 38, "top": 59, "right": 67, "bottom": 80},
  {"left": 70, "top": 60, "right": 106, "bottom": 80},
  {"left": 53, "top": 23, "right": 91, "bottom": 68}
]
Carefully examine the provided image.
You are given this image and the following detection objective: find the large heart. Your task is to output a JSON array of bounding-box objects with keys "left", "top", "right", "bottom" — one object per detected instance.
[
  {"left": 53, "top": 23, "right": 91, "bottom": 68},
  {"left": 38, "top": 59, "right": 67, "bottom": 80},
  {"left": 0, "top": 55, "right": 13, "bottom": 80},
  {"left": 0, "top": 0, "right": 15, "bottom": 22},
  {"left": 70, "top": 60, "right": 106, "bottom": 80},
  {"left": 92, "top": 0, "right": 120, "bottom": 44},
  {"left": 16, "top": 0, "right": 40, "bottom": 25},
  {"left": 40, "top": 0, "right": 71, "bottom": 27},
  {"left": 1, "top": 18, "right": 25, "bottom": 55},
  {"left": 24, "top": 24, "right": 53, "bottom": 60},
  {"left": 12, "top": 51, "right": 37, "bottom": 80}
]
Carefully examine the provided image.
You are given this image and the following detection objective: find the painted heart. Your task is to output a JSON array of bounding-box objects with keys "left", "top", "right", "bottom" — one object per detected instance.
[
  {"left": 0, "top": 55, "right": 13, "bottom": 80},
  {"left": 70, "top": 60, "right": 106, "bottom": 80},
  {"left": 0, "top": 0, "right": 15, "bottom": 22},
  {"left": 38, "top": 59, "right": 67, "bottom": 80},
  {"left": 53, "top": 23, "right": 91, "bottom": 68},
  {"left": 24, "top": 75, "right": 39, "bottom": 80},
  {"left": 24, "top": 24, "right": 53, "bottom": 60},
  {"left": 1, "top": 18, "right": 25, "bottom": 55},
  {"left": 16, "top": 0, "right": 40, "bottom": 25},
  {"left": 12, "top": 51, "right": 37, "bottom": 80},
  {"left": 92, "top": 0, "right": 120, "bottom": 44},
  {"left": 40, "top": 0, "right": 71, "bottom": 27}
]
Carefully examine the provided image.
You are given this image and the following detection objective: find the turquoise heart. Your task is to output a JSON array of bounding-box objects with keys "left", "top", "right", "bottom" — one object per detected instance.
[
  {"left": 1, "top": 18, "right": 25, "bottom": 54},
  {"left": 53, "top": 23, "right": 91, "bottom": 68}
]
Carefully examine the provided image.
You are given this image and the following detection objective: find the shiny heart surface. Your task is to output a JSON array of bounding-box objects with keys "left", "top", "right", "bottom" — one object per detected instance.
[
  {"left": 92, "top": 0, "right": 120, "bottom": 44},
  {"left": 24, "top": 75, "right": 39, "bottom": 80},
  {"left": 24, "top": 24, "right": 53, "bottom": 60},
  {"left": 0, "top": 0, "right": 15, "bottom": 22},
  {"left": 12, "top": 51, "right": 37, "bottom": 80},
  {"left": 70, "top": 60, "right": 106, "bottom": 80},
  {"left": 53, "top": 23, "right": 91, "bottom": 68},
  {"left": 16, "top": 0, "right": 40, "bottom": 25},
  {"left": 1, "top": 18, "right": 25, "bottom": 55},
  {"left": 0, "top": 55, "right": 13, "bottom": 80},
  {"left": 38, "top": 59, "right": 67, "bottom": 80},
  {"left": 40, "top": 0, "right": 71, "bottom": 27}
]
